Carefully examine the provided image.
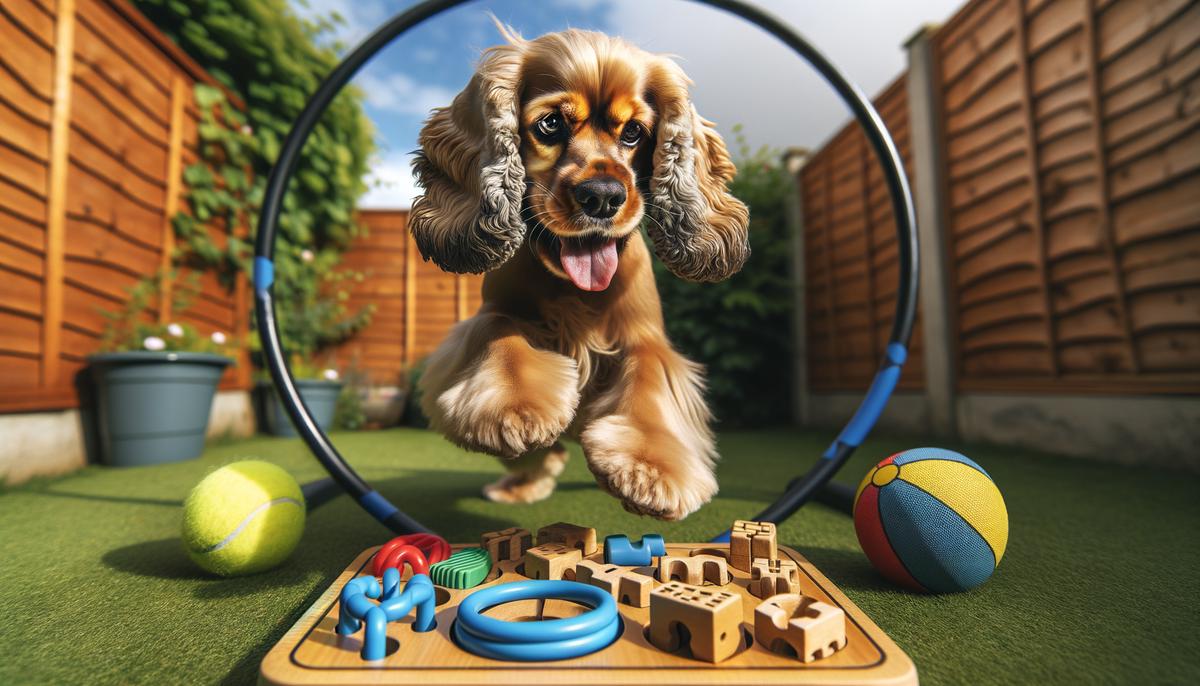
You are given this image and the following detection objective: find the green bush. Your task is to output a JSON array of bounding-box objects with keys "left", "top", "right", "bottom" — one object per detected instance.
[
  {"left": 133, "top": 0, "right": 375, "bottom": 362},
  {"left": 654, "top": 130, "right": 794, "bottom": 427}
]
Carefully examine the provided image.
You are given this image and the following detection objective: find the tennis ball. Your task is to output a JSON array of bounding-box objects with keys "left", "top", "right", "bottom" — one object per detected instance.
[{"left": 182, "top": 460, "right": 306, "bottom": 576}]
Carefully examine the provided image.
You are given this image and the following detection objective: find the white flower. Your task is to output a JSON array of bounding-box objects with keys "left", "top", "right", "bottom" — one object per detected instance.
[
  {"left": 240, "top": 124, "right": 253, "bottom": 136},
  {"left": 300, "top": 249, "right": 315, "bottom": 263},
  {"left": 143, "top": 336, "right": 166, "bottom": 351},
  {"left": 166, "top": 322, "right": 184, "bottom": 337},
  {"left": 211, "top": 331, "right": 227, "bottom": 345},
  {"left": 322, "top": 368, "right": 339, "bottom": 381}
]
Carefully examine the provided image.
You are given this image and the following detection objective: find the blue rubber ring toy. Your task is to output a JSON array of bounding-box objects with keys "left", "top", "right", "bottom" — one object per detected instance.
[{"left": 452, "top": 580, "right": 620, "bottom": 661}]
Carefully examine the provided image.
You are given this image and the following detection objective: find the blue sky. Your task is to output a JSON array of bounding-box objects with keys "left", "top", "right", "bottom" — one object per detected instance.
[{"left": 291, "top": 0, "right": 962, "bottom": 208}]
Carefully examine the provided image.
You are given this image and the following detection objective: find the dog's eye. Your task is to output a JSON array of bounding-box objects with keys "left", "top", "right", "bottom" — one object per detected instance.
[
  {"left": 535, "top": 113, "right": 565, "bottom": 142},
  {"left": 620, "top": 122, "right": 643, "bottom": 146}
]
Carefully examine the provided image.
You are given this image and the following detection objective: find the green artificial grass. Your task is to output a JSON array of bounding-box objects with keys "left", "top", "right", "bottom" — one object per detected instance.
[{"left": 1, "top": 428, "right": 1197, "bottom": 684}]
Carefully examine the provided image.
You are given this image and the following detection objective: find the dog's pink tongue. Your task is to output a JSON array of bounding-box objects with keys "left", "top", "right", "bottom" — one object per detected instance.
[{"left": 560, "top": 239, "right": 619, "bottom": 291}]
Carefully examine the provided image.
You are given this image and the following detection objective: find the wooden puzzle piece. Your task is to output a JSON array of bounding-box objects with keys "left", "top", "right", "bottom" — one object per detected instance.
[
  {"left": 730, "top": 520, "right": 777, "bottom": 572},
  {"left": 481, "top": 527, "right": 531, "bottom": 562},
  {"left": 575, "top": 559, "right": 654, "bottom": 607},
  {"left": 604, "top": 533, "right": 666, "bottom": 566},
  {"left": 754, "top": 593, "right": 847, "bottom": 663},
  {"left": 536, "top": 522, "right": 598, "bottom": 556},
  {"left": 750, "top": 558, "right": 800, "bottom": 598},
  {"left": 524, "top": 543, "right": 583, "bottom": 580},
  {"left": 657, "top": 554, "right": 730, "bottom": 586},
  {"left": 648, "top": 581, "right": 743, "bottom": 663}
]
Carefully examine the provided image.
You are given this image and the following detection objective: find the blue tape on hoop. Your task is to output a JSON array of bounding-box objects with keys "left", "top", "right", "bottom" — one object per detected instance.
[
  {"left": 359, "top": 490, "right": 399, "bottom": 521},
  {"left": 253, "top": 256, "right": 274, "bottom": 293},
  {"left": 822, "top": 343, "right": 909, "bottom": 458}
]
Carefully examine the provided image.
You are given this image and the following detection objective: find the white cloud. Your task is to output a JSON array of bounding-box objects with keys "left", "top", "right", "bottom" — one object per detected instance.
[
  {"left": 596, "top": 0, "right": 961, "bottom": 152},
  {"left": 357, "top": 71, "right": 458, "bottom": 117},
  {"left": 359, "top": 151, "right": 421, "bottom": 210}
]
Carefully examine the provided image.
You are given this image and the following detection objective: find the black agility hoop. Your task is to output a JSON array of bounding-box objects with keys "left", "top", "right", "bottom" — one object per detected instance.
[{"left": 253, "top": 0, "right": 919, "bottom": 538}]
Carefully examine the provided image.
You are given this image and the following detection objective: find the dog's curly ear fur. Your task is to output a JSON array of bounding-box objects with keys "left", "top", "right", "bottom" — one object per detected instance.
[
  {"left": 410, "top": 38, "right": 526, "bottom": 274},
  {"left": 642, "top": 58, "right": 750, "bottom": 282}
]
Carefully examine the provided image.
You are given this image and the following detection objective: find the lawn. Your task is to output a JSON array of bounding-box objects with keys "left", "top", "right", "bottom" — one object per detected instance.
[{"left": 1, "top": 427, "right": 1197, "bottom": 684}]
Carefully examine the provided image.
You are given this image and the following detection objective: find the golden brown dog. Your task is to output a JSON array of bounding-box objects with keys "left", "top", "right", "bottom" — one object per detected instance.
[{"left": 409, "top": 27, "right": 749, "bottom": 520}]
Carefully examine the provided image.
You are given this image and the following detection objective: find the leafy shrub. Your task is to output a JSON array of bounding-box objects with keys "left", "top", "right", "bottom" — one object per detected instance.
[
  {"left": 654, "top": 130, "right": 794, "bottom": 427},
  {"left": 98, "top": 273, "right": 238, "bottom": 357}
]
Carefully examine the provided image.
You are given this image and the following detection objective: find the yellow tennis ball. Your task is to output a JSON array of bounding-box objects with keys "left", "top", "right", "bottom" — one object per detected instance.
[{"left": 182, "top": 460, "right": 305, "bottom": 576}]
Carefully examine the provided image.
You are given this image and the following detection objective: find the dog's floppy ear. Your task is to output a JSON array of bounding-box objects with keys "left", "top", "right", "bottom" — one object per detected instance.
[
  {"left": 409, "top": 40, "right": 526, "bottom": 274},
  {"left": 642, "top": 58, "right": 750, "bottom": 282}
]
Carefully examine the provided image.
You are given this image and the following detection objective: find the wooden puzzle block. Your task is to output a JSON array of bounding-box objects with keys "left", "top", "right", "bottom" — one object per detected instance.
[
  {"left": 481, "top": 527, "right": 531, "bottom": 562},
  {"left": 750, "top": 557, "right": 801, "bottom": 598},
  {"left": 575, "top": 559, "right": 653, "bottom": 607},
  {"left": 657, "top": 554, "right": 730, "bottom": 586},
  {"left": 603, "top": 533, "right": 666, "bottom": 566},
  {"left": 535, "top": 521, "right": 598, "bottom": 556},
  {"left": 730, "top": 520, "right": 777, "bottom": 572},
  {"left": 524, "top": 543, "right": 583, "bottom": 580},
  {"left": 648, "top": 581, "right": 743, "bottom": 663},
  {"left": 754, "top": 593, "right": 848, "bottom": 663}
]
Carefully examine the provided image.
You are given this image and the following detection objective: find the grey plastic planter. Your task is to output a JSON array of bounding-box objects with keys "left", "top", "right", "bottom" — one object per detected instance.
[
  {"left": 88, "top": 352, "right": 231, "bottom": 467},
  {"left": 263, "top": 379, "right": 343, "bottom": 437}
]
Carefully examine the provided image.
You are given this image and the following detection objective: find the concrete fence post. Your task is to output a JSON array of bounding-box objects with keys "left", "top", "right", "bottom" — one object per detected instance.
[
  {"left": 783, "top": 147, "right": 812, "bottom": 426},
  {"left": 905, "top": 25, "right": 959, "bottom": 438}
]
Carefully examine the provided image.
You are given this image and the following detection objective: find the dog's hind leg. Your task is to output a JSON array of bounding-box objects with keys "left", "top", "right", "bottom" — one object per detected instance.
[{"left": 482, "top": 442, "right": 570, "bottom": 504}]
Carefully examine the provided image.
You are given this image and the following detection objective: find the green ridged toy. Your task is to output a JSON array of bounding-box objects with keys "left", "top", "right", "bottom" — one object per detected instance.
[{"left": 429, "top": 547, "right": 492, "bottom": 589}]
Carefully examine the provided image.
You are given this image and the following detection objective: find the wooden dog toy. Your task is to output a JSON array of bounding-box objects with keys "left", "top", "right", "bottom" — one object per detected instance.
[
  {"left": 603, "top": 533, "right": 665, "bottom": 566},
  {"left": 729, "top": 520, "right": 777, "bottom": 572},
  {"left": 648, "top": 581, "right": 743, "bottom": 663},
  {"left": 262, "top": 535, "right": 919, "bottom": 685},
  {"left": 536, "top": 522, "right": 598, "bottom": 555},
  {"left": 524, "top": 542, "right": 583, "bottom": 580},
  {"left": 657, "top": 554, "right": 730, "bottom": 586},
  {"left": 481, "top": 527, "right": 531, "bottom": 562},
  {"left": 575, "top": 559, "right": 653, "bottom": 607},
  {"left": 750, "top": 557, "right": 801, "bottom": 598},
  {"left": 754, "top": 592, "right": 848, "bottom": 663}
]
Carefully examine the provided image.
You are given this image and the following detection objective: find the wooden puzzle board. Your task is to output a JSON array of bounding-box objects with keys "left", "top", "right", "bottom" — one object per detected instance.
[{"left": 260, "top": 543, "right": 917, "bottom": 685}]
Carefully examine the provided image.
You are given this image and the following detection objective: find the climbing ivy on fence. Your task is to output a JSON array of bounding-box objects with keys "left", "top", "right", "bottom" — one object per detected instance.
[{"left": 133, "top": 0, "right": 377, "bottom": 363}]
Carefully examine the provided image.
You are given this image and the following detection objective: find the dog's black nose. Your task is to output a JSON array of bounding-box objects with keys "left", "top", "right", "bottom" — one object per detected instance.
[{"left": 574, "top": 177, "right": 626, "bottom": 219}]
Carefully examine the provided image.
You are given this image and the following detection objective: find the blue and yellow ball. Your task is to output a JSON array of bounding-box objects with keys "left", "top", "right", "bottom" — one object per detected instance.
[{"left": 853, "top": 448, "right": 1008, "bottom": 593}]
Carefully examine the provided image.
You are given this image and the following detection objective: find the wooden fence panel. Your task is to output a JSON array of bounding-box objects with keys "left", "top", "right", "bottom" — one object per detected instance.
[
  {"left": 333, "top": 210, "right": 484, "bottom": 385},
  {"left": 0, "top": 0, "right": 250, "bottom": 412},
  {"left": 803, "top": 76, "right": 925, "bottom": 392},
  {"left": 0, "top": 0, "right": 55, "bottom": 392},
  {"left": 934, "top": 0, "right": 1199, "bottom": 392},
  {"left": 798, "top": 0, "right": 1197, "bottom": 395}
]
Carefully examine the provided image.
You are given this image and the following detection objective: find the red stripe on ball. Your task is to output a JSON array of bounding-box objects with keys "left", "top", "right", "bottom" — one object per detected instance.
[{"left": 854, "top": 484, "right": 926, "bottom": 592}]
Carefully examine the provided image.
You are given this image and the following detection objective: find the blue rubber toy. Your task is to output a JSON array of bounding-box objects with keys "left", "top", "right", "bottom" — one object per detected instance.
[
  {"left": 603, "top": 534, "right": 666, "bottom": 566},
  {"left": 452, "top": 580, "right": 620, "bottom": 661},
  {"left": 336, "top": 570, "right": 436, "bottom": 660}
]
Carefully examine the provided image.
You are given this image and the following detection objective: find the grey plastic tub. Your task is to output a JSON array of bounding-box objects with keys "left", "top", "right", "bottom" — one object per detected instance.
[
  {"left": 263, "top": 379, "right": 343, "bottom": 437},
  {"left": 87, "top": 352, "right": 231, "bottom": 467}
]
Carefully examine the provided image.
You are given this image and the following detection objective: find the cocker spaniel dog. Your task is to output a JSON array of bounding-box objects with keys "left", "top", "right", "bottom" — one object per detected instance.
[{"left": 410, "top": 27, "right": 749, "bottom": 520}]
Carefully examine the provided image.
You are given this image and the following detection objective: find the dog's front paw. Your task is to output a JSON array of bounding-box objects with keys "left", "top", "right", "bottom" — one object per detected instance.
[
  {"left": 435, "top": 349, "right": 579, "bottom": 457},
  {"left": 581, "top": 415, "right": 718, "bottom": 520}
]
